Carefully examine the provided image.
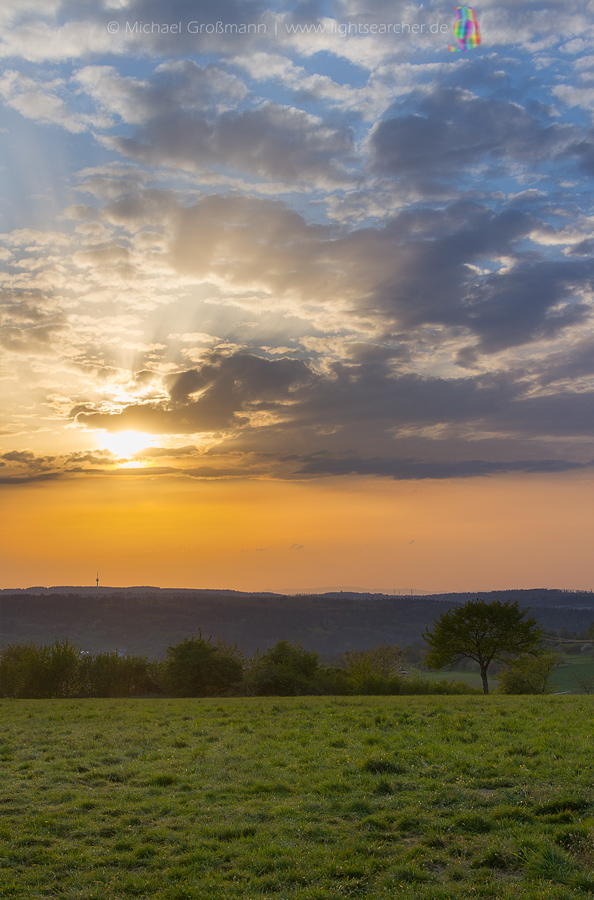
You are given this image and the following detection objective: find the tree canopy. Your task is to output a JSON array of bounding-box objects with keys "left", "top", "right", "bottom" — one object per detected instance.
[{"left": 423, "top": 599, "right": 544, "bottom": 694}]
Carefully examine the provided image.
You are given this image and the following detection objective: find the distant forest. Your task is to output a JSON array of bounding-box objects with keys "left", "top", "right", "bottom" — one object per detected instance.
[{"left": 1, "top": 588, "right": 593, "bottom": 660}]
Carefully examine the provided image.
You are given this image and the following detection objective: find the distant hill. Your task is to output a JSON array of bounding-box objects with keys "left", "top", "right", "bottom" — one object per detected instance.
[
  {"left": 422, "top": 588, "right": 594, "bottom": 609},
  {"left": 5, "top": 586, "right": 283, "bottom": 597},
  {"left": 1, "top": 587, "right": 593, "bottom": 660}
]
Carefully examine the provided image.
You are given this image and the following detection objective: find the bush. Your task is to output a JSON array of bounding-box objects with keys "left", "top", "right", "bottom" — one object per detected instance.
[
  {"left": 0, "top": 637, "right": 480, "bottom": 698},
  {"left": 78, "top": 651, "right": 158, "bottom": 697},
  {"left": 0, "top": 639, "right": 80, "bottom": 698},
  {"left": 350, "top": 674, "right": 403, "bottom": 695},
  {"left": 343, "top": 642, "right": 405, "bottom": 685},
  {"left": 0, "top": 643, "right": 33, "bottom": 697},
  {"left": 245, "top": 640, "right": 322, "bottom": 695},
  {"left": 317, "top": 666, "right": 353, "bottom": 695},
  {"left": 0, "top": 641, "right": 161, "bottom": 698},
  {"left": 497, "top": 652, "right": 560, "bottom": 694},
  {"left": 163, "top": 635, "right": 243, "bottom": 697},
  {"left": 399, "top": 669, "right": 481, "bottom": 695}
]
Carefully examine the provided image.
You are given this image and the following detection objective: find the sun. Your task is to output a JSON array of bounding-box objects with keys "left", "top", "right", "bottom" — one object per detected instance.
[{"left": 99, "top": 431, "right": 154, "bottom": 459}]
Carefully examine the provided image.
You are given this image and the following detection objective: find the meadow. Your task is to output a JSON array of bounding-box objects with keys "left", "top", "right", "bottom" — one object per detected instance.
[
  {"left": 412, "top": 653, "right": 594, "bottom": 693},
  {"left": 1, "top": 696, "right": 594, "bottom": 899},
  {"left": 549, "top": 655, "right": 594, "bottom": 693}
]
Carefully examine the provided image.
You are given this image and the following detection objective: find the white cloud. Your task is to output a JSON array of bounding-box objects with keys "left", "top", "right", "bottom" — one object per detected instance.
[
  {"left": 75, "top": 60, "right": 247, "bottom": 125},
  {"left": 0, "top": 20, "right": 117, "bottom": 62},
  {"left": 0, "top": 69, "right": 110, "bottom": 132}
]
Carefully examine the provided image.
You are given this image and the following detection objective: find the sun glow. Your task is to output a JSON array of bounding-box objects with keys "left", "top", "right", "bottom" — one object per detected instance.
[{"left": 98, "top": 431, "right": 154, "bottom": 459}]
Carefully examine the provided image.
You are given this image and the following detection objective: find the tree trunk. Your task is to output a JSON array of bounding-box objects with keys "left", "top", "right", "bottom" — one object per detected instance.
[{"left": 480, "top": 666, "right": 489, "bottom": 694}]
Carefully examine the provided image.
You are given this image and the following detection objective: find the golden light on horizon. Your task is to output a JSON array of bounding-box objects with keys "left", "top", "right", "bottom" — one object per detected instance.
[{"left": 2, "top": 472, "right": 594, "bottom": 593}]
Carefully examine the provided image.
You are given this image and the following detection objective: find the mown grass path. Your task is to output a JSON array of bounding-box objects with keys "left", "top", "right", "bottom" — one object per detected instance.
[{"left": 1, "top": 696, "right": 594, "bottom": 898}]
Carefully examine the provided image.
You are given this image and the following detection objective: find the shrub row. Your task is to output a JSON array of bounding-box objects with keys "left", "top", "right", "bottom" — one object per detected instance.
[
  {"left": 0, "top": 636, "right": 482, "bottom": 698},
  {"left": 0, "top": 640, "right": 160, "bottom": 698}
]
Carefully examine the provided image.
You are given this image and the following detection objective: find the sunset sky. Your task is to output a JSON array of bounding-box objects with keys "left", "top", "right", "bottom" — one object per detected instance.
[{"left": 2, "top": 0, "right": 594, "bottom": 593}]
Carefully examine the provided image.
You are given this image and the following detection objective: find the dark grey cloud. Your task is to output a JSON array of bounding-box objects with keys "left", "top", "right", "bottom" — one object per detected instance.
[
  {"left": 453, "top": 260, "right": 593, "bottom": 360},
  {"left": 567, "top": 136, "right": 594, "bottom": 178},
  {"left": 534, "top": 338, "right": 594, "bottom": 386},
  {"left": 73, "top": 351, "right": 519, "bottom": 444},
  {"left": 0, "top": 450, "right": 58, "bottom": 473},
  {"left": 0, "top": 446, "right": 262, "bottom": 483},
  {"left": 108, "top": 102, "right": 354, "bottom": 186},
  {"left": 488, "top": 390, "right": 594, "bottom": 438},
  {"left": 345, "top": 205, "right": 594, "bottom": 358},
  {"left": 2, "top": 450, "right": 39, "bottom": 463},
  {"left": 77, "top": 59, "right": 246, "bottom": 122},
  {"left": 290, "top": 366, "right": 515, "bottom": 431},
  {"left": 295, "top": 455, "right": 594, "bottom": 480},
  {"left": 6, "top": 344, "right": 594, "bottom": 485},
  {"left": 0, "top": 449, "right": 120, "bottom": 482},
  {"left": 568, "top": 238, "right": 594, "bottom": 257},
  {"left": 372, "top": 87, "right": 577, "bottom": 188},
  {"left": 0, "top": 472, "right": 63, "bottom": 485},
  {"left": 289, "top": 363, "right": 594, "bottom": 443}
]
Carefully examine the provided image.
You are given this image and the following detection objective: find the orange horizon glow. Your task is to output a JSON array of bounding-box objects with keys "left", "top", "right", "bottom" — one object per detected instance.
[{"left": 2, "top": 471, "right": 593, "bottom": 594}]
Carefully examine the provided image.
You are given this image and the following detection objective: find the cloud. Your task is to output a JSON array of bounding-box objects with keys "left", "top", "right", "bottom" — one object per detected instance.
[
  {"left": 75, "top": 60, "right": 247, "bottom": 125},
  {"left": 3, "top": 31, "right": 354, "bottom": 188},
  {"left": 371, "top": 87, "right": 576, "bottom": 190},
  {"left": 532, "top": 336, "right": 594, "bottom": 386},
  {"left": 0, "top": 0, "right": 271, "bottom": 62},
  {"left": 181, "top": 465, "right": 252, "bottom": 478},
  {"left": 294, "top": 455, "right": 594, "bottom": 480},
  {"left": 0, "top": 471, "right": 63, "bottom": 484},
  {"left": 104, "top": 100, "right": 354, "bottom": 187},
  {"left": 165, "top": 193, "right": 594, "bottom": 359},
  {"left": 0, "top": 289, "right": 67, "bottom": 355},
  {"left": 0, "top": 69, "right": 109, "bottom": 132},
  {"left": 74, "top": 351, "right": 314, "bottom": 435},
  {"left": 488, "top": 390, "right": 594, "bottom": 438}
]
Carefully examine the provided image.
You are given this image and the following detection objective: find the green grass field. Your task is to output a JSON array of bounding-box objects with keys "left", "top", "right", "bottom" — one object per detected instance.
[
  {"left": 411, "top": 668, "right": 486, "bottom": 689},
  {"left": 421, "top": 655, "right": 594, "bottom": 693},
  {"left": 550, "top": 656, "right": 594, "bottom": 693},
  {"left": 2, "top": 696, "right": 594, "bottom": 899}
]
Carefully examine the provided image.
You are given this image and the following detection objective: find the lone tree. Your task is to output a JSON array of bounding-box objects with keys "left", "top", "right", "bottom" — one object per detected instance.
[{"left": 423, "top": 599, "right": 544, "bottom": 694}]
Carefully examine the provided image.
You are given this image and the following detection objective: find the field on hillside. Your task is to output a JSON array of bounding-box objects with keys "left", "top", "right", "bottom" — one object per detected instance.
[
  {"left": 421, "top": 655, "right": 594, "bottom": 693},
  {"left": 2, "top": 697, "right": 594, "bottom": 899},
  {"left": 550, "top": 656, "right": 594, "bottom": 693}
]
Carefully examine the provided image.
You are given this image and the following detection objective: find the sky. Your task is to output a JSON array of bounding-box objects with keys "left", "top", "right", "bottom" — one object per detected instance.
[{"left": 1, "top": 0, "right": 594, "bottom": 593}]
